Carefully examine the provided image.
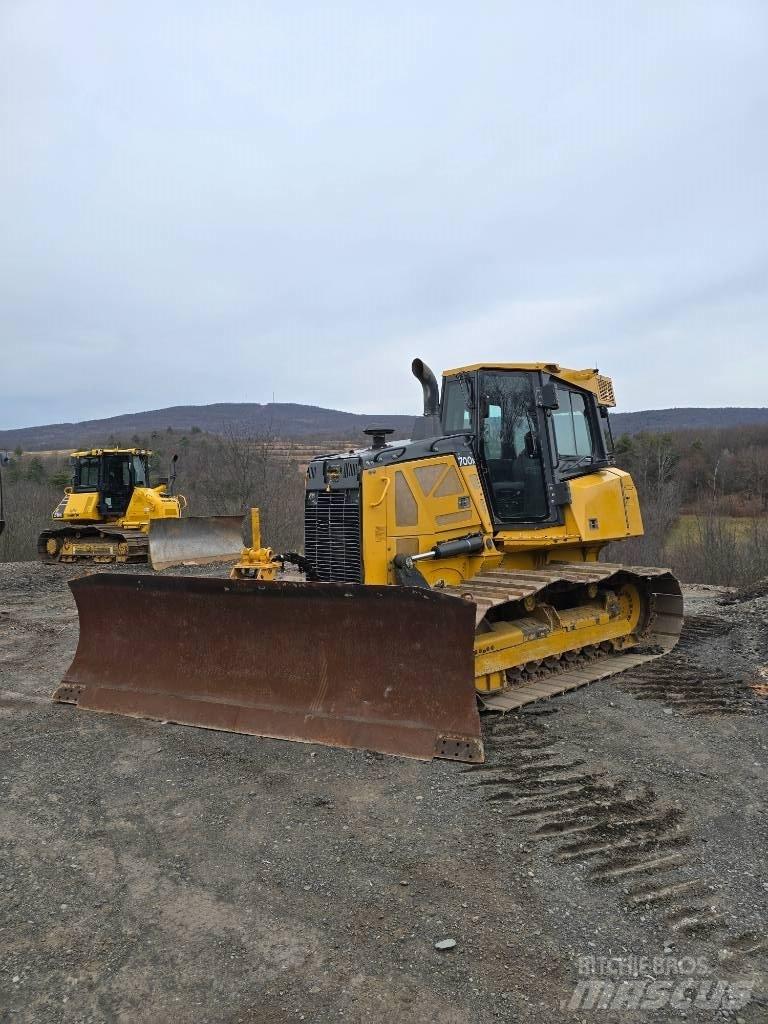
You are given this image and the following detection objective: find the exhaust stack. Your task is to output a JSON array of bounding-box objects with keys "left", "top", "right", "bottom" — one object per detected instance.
[{"left": 411, "top": 358, "right": 441, "bottom": 440}]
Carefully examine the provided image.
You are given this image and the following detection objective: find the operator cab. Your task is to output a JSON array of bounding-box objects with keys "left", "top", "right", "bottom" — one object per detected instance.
[
  {"left": 438, "top": 364, "right": 614, "bottom": 528},
  {"left": 71, "top": 449, "right": 151, "bottom": 518}
]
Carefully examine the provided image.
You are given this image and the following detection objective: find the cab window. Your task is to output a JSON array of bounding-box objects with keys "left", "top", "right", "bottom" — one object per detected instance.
[
  {"left": 75, "top": 457, "right": 100, "bottom": 490},
  {"left": 441, "top": 378, "right": 472, "bottom": 434},
  {"left": 552, "top": 388, "right": 594, "bottom": 460},
  {"left": 131, "top": 456, "right": 148, "bottom": 487},
  {"left": 103, "top": 456, "right": 131, "bottom": 491}
]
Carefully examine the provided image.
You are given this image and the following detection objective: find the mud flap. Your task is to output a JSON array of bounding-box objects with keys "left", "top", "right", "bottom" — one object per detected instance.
[
  {"left": 148, "top": 516, "right": 245, "bottom": 570},
  {"left": 54, "top": 574, "right": 484, "bottom": 762}
]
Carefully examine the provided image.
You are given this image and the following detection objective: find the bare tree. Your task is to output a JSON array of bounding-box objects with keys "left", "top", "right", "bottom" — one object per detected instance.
[
  {"left": 0, "top": 476, "right": 63, "bottom": 562},
  {"left": 612, "top": 432, "right": 681, "bottom": 566},
  {"left": 181, "top": 425, "right": 305, "bottom": 551}
]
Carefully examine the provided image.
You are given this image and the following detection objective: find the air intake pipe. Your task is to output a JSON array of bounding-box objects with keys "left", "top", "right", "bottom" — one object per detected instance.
[{"left": 411, "top": 358, "right": 441, "bottom": 440}]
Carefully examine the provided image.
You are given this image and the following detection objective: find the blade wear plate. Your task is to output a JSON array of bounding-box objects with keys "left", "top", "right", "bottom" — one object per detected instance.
[
  {"left": 55, "top": 574, "right": 483, "bottom": 762},
  {"left": 148, "top": 516, "right": 245, "bottom": 570}
]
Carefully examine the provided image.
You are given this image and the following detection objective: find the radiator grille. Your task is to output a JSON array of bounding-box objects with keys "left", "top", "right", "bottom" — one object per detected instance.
[{"left": 304, "top": 489, "right": 362, "bottom": 583}]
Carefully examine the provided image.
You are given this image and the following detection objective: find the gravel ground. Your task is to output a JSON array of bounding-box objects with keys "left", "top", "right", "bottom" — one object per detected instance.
[{"left": 0, "top": 563, "right": 766, "bottom": 1023}]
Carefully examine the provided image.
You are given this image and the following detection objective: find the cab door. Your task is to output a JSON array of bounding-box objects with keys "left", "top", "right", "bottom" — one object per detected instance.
[{"left": 99, "top": 456, "right": 133, "bottom": 518}]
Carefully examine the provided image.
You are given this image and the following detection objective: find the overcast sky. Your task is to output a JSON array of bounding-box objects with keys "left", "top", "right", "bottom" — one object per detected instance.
[{"left": 1, "top": 2, "right": 766, "bottom": 428}]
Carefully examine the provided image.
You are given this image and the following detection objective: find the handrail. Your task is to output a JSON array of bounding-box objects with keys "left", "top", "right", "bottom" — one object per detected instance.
[{"left": 369, "top": 476, "right": 391, "bottom": 508}]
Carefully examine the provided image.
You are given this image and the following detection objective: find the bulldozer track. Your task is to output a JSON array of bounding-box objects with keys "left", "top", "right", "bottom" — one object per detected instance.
[
  {"left": 483, "top": 645, "right": 670, "bottom": 710},
  {"left": 448, "top": 561, "right": 683, "bottom": 713},
  {"left": 465, "top": 716, "right": 765, "bottom": 951},
  {"left": 447, "top": 560, "right": 682, "bottom": 629},
  {"left": 37, "top": 526, "right": 148, "bottom": 564}
]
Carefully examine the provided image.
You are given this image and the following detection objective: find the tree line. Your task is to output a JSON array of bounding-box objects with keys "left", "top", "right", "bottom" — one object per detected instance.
[
  {"left": 611, "top": 423, "right": 768, "bottom": 585},
  {"left": 614, "top": 423, "right": 768, "bottom": 515},
  {"left": 1, "top": 421, "right": 767, "bottom": 588}
]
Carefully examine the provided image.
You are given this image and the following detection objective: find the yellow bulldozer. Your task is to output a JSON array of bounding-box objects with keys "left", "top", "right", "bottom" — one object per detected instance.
[
  {"left": 54, "top": 360, "right": 682, "bottom": 762},
  {"left": 38, "top": 447, "right": 243, "bottom": 569}
]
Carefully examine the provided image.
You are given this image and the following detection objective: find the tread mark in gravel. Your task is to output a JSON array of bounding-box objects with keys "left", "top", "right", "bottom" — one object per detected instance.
[
  {"left": 675, "top": 613, "right": 735, "bottom": 649},
  {"left": 720, "top": 932, "right": 768, "bottom": 958},
  {"left": 610, "top": 613, "right": 767, "bottom": 715},
  {"left": 467, "top": 717, "right": 761, "bottom": 945},
  {"left": 618, "top": 656, "right": 760, "bottom": 714}
]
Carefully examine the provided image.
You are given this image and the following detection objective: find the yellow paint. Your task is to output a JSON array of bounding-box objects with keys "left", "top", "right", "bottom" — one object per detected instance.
[
  {"left": 358, "top": 455, "right": 643, "bottom": 588},
  {"left": 352, "top": 440, "right": 649, "bottom": 697},
  {"left": 60, "top": 491, "right": 101, "bottom": 522},
  {"left": 442, "top": 363, "right": 616, "bottom": 406},
  {"left": 57, "top": 485, "right": 183, "bottom": 532},
  {"left": 360, "top": 455, "right": 500, "bottom": 586},
  {"left": 53, "top": 448, "right": 185, "bottom": 533},
  {"left": 474, "top": 583, "right": 643, "bottom": 690},
  {"left": 492, "top": 468, "right": 643, "bottom": 561},
  {"left": 70, "top": 447, "right": 151, "bottom": 457},
  {"left": 230, "top": 508, "right": 283, "bottom": 580}
]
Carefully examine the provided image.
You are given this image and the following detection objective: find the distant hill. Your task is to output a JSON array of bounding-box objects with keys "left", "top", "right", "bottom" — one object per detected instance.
[
  {"left": 1, "top": 402, "right": 767, "bottom": 452},
  {"left": 0, "top": 403, "right": 415, "bottom": 452},
  {"left": 610, "top": 407, "right": 768, "bottom": 435}
]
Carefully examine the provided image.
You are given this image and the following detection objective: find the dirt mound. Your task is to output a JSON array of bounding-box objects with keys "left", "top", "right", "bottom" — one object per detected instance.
[{"left": 719, "top": 576, "right": 768, "bottom": 604}]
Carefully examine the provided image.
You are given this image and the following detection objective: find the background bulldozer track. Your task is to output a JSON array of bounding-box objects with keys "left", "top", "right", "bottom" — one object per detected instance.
[{"left": 0, "top": 563, "right": 766, "bottom": 1023}]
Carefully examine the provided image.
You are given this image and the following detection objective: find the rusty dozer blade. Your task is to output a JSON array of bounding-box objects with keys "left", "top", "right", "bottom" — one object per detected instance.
[
  {"left": 148, "top": 515, "right": 245, "bottom": 570},
  {"left": 54, "top": 574, "right": 484, "bottom": 762}
]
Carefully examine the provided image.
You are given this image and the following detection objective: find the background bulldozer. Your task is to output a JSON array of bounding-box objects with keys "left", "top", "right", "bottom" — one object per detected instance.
[
  {"left": 38, "top": 447, "right": 243, "bottom": 569},
  {"left": 56, "top": 360, "right": 682, "bottom": 761}
]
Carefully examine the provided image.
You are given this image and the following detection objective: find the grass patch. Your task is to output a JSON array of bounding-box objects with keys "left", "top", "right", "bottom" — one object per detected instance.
[
  {"left": 666, "top": 513, "right": 768, "bottom": 586},
  {"left": 670, "top": 514, "right": 756, "bottom": 544}
]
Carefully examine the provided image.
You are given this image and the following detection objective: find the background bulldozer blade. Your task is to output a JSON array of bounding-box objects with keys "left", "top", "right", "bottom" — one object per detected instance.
[{"left": 148, "top": 515, "right": 245, "bottom": 570}]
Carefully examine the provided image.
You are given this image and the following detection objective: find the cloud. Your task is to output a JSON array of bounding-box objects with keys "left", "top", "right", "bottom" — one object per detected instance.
[{"left": 1, "top": 1, "right": 766, "bottom": 426}]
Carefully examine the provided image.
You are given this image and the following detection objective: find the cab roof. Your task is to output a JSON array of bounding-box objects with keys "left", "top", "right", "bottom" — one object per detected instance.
[
  {"left": 442, "top": 363, "right": 616, "bottom": 407},
  {"left": 71, "top": 448, "right": 152, "bottom": 458}
]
